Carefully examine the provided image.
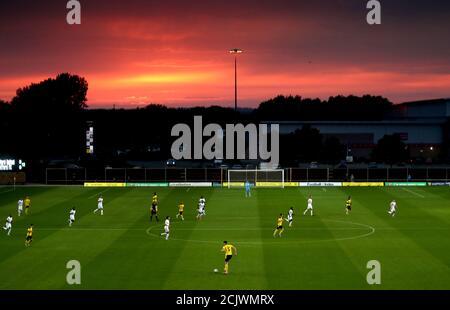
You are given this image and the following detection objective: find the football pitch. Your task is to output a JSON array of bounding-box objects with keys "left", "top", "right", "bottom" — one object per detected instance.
[{"left": 0, "top": 186, "right": 449, "bottom": 290}]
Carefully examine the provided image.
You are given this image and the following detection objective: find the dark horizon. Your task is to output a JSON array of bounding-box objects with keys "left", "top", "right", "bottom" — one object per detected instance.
[{"left": 84, "top": 96, "right": 450, "bottom": 110}]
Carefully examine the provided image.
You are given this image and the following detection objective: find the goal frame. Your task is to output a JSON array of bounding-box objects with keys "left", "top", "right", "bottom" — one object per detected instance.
[{"left": 227, "top": 169, "right": 285, "bottom": 188}]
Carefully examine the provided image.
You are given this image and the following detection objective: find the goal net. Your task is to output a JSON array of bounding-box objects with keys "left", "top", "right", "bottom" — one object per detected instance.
[{"left": 227, "top": 169, "right": 285, "bottom": 188}]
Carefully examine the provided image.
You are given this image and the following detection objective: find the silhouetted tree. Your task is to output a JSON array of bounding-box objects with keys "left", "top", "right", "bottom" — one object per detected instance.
[
  {"left": 0, "top": 100, "right": 12, "bottom": 155},
  {"left": 371, "top": 134, "right": 409, "bottom": 166},
  {"left": 9, "top": 73, "right": 88, "bottom": 158},
  {"left": 255, "top": 94, "right": 392, "bottom": 120},
  {"left": 441, "top": 120, "right": 450, "bottom": 162},
  {"left": 0, "top": 100, "right": 10, "bottom": 119},
  {"left": 11, "top": 73, "right": 88, "bottom": 112},
  {"left": 280, "top": 125, "right": 322, "bottom": 164},
  {"left": 321, "top": 136, "right": 344, "bottom": 164}
]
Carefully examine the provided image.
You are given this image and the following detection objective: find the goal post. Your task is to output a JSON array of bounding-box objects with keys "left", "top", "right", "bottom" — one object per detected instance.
[{"left": 227, "top": 169, "right": 285, "bottom": 188}]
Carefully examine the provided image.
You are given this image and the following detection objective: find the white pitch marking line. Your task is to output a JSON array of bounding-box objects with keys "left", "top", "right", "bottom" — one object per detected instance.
[
  {"left": 0, "top": 189, "right": 14, "bottom": 194},
  {"left": 145, "top": 219, "right": 377, "bottom": 246},
  {"left": 38, "top": 227, "right": 371, "bottom": 231},
  {"left": 401, "top": 188, "right": 425, "bottom": 198},
  {"left": 88, "top": 188, "right": 109, "bottom": 199},
  {"left": 35, "top": 226, "right": 449, "bottom": 232}
]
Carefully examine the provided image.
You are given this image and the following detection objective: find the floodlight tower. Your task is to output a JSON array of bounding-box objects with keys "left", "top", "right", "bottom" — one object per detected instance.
[{"left": 229, "top": 48, "right": 243, "bottom": 111}]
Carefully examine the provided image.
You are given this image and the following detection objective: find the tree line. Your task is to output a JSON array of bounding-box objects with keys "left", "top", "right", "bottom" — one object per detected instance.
[{"left": 0, "top": 73, "right": 427, "bottom": 170}]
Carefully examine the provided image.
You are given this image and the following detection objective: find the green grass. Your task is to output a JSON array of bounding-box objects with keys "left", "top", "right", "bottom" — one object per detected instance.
[{"left": 0, "top": 185, "right": 449, "bottom": 289}]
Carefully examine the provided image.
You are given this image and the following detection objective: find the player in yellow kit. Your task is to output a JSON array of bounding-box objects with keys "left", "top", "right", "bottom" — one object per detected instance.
[
  {"left": 345, "top": 196, "right": 352, "bottom": 215},
  {"left": 176, "top": 201, "right": 185, "bottom": 221},
  {"left": 25, "top": 224, "right": 33, "bottom": 247},
  {"left": 273, "top": 213, "right": 284, "bottom": 237},
  {"left": 150, "top": 192, "right": 159, "bottom": 222},
  {"left": 24, "top": 196, "right": 31, "bottom": 215},
  {"left": 221, "top": 241, "right": 237, "bottom": 275}
]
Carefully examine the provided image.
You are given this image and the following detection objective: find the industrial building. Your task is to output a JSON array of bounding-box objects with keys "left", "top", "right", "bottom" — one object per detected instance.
[{"left": 264, "top": 98, "right": 450, "bottom": 161}]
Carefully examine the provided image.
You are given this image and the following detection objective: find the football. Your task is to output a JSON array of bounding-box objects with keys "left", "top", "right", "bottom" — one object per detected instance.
[{"left": 213, "top": 269, "right": 219, "bottom": 273}]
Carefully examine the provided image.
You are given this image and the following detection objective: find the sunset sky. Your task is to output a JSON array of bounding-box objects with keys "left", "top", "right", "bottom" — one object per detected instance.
[{"left": 1, "top": 0, "right": 449, "bottom": 108}]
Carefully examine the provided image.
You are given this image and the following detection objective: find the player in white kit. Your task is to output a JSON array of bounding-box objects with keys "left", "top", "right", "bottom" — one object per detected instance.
[
  {"left": 197, "top": 203, "right": 206, "bottom": 220},
  {"left": 3, "top": 215, "right": 13, "bottom": 236},
  {"left": 303, "top": 195, "right": 314, "bottom": 216},
  {"left": 68, "top": 208, "right": 76, "bottom": 227},
  {"left": 199, "top": 196, "right": 206, "bottom": 214},
  {"left": 199, "top": 196, "right": 206, "bottom": 205},
  {"left": 286, "top": 207, "right": 294, "bottom": 227},
  {"left": 388, "top": 200, "right": 397, "bottom": 217},
  {"left": 161, "top": 216, "right": 170, "bottom": 240},
  {"left": 17, "top": 199, "right": 24, "bottom": 216},
  {"left": 94, "top": 195, "right": 104, "bottom": 215}
]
